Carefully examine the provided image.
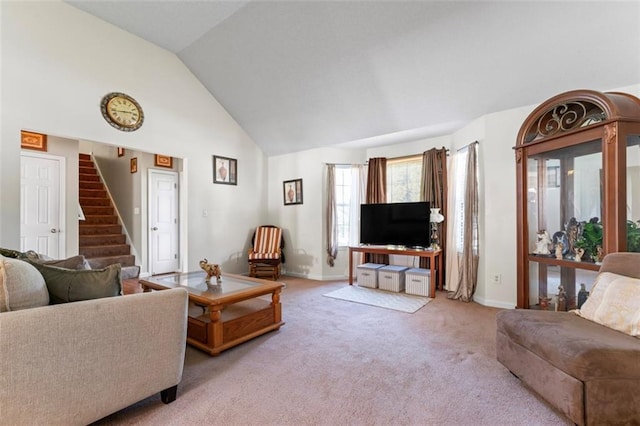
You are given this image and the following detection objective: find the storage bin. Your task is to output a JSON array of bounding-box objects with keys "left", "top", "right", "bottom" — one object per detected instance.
[
  {"left": 356, "top": 263, "right": 385, "bottom": 288},
  {"left": 405, "top": 268, "right": 430, "bottom": 296},
  {"left": 378, "top": 265, "right": 409, "bottom": 292}
]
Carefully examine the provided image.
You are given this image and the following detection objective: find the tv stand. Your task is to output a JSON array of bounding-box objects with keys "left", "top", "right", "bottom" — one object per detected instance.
[{"left": 348, "top": 246, "right": 442, "bottom": 298}]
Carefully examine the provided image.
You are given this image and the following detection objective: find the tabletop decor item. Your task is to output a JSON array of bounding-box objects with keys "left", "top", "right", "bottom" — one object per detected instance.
[{"left": 199, "top": 258, "right": 221, "bottom": 284}]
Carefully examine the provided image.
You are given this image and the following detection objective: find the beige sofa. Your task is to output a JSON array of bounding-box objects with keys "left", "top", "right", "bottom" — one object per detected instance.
[
  {"left": 0, "top": 287, "right": 189, "bottom": 425},
  {"left": 496, "top": 253, "right": 640, "bottom": 425}
]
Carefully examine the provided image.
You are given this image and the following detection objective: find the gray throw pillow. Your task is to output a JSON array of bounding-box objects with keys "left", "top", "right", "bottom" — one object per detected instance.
[
  {"left": 0, "top": 255, "right": 50, "bottom": 312},
  {"left": 29, "top": 262, "right": 122, "bottom": 304},
  {"left": 26, "top": 255, "right": 91, "bottom": 270}
]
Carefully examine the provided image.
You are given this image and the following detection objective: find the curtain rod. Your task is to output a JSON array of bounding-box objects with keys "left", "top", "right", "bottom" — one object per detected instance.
[
  {"left": 325, "top": 162, "right": 366, "bottom": 166},
  {"left": 456, "top": 140, "right": 479, "bottom": 152}
]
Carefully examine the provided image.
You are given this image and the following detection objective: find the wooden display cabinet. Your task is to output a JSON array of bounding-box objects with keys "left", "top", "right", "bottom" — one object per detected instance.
[{"left": 515, "top": 90, "right": 640, "bottom": 309}]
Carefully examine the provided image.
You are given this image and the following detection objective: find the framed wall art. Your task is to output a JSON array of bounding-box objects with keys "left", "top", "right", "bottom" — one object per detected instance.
[
  {"left": 20, "top": 130, "right": 47, "bottom": 152},
  {"left": 130, "top": 157, "right": 138, "bottom": 173},
  {"left": 213, "top": 155, "right": 237, "bottom": 185},
  {"left": 117, "top": 147, "right": 125, "bottom": 157},
  {"left": 155, "top": 154, "right": 173, "bottom": 168},
  {"left": 283, "top": 178, "right": 303, "bottom": 205}
]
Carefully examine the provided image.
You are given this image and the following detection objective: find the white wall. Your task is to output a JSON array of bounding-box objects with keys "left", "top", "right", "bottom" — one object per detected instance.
[{"left": 1, "top": 1, "right": 267, "bottom": 274}]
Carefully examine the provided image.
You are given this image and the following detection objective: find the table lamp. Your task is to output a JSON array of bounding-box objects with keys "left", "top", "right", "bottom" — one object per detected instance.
[{"left": 430, "top": 208, "right": 445, "bottom": 250}]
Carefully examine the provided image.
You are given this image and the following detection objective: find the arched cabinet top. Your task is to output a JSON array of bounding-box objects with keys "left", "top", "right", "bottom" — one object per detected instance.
[{"left": 516, "top": 89, "right": 640, "bottom": 146}]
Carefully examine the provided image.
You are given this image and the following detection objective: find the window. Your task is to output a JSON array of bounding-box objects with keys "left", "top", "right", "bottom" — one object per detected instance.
[
  {"left": 335, "top": 165, "right": 352, "bottom": 246},
  {"left": 454, "top": 148, "right": 468, "bottom": 251},
  {"left": 387, "top": 156, "right": 422, "bottom": 203}
]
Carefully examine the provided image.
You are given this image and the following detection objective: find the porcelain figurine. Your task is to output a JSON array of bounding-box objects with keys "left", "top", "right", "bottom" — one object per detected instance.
[
  {"left": 574, "top": 247, "right": 585, "bottom": 262},
  {"left": 199, "top": 258, "right": 222, "bottom": 284},
  {"left": 555, "top": 242, "right": 564, "bottom": 260},
  {"left": 533, "top": 229, "right": 552, "bottom": 255}
]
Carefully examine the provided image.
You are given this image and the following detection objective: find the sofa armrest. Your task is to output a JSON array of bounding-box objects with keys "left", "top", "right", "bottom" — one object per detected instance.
[{"left": 0, "top": 288, "right": 189, "bottom": 425}]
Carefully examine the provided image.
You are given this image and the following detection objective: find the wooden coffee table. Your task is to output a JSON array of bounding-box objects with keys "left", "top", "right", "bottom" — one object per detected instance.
[{"left": 140, "top": 271, "right": 284, "bottom": 356}]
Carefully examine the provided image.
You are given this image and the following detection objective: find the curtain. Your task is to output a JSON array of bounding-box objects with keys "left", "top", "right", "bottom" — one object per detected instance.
[
  {"left": 445, "top": 153, "right": 459, "bottom": 292},
  {"left": 365, "top": 158, "right": 388, "bottom": 264},
  {"left": 448, "top": 142, "right": 479, "bottom": 302},
  {"left": 349, "top": 165, "right": 366, "bottom": 246},
  {"left": 326, "top": 164, "right": 338, "bottom": 266},
  {"left": 419, "top": 148, "right": 448, "bottom": 280}
]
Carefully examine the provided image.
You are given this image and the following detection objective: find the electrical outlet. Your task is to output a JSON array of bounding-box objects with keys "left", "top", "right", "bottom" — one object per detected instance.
[{"left": 491, "top": 273, "right": 502, "bottom": 285}]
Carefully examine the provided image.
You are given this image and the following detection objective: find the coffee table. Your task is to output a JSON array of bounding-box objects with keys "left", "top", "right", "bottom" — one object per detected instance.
[{"left": 140, "top": 271, "right": 284, "bottom": 356}]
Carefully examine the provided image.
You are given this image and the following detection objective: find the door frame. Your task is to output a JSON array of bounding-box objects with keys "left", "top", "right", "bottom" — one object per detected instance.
[
  {"left": 147, "top": 168, "right": 180, "bottom": 276},
  {"left": 20, "top": 151, "right": 66, "bottom": 257}
]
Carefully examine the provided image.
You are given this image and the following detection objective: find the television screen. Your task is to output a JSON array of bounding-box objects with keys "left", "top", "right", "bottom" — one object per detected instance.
[{"left": 360, "top": 201, "right": 430, "bottom": 248}]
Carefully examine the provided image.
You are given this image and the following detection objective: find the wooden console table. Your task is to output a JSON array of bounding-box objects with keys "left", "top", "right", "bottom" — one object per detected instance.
[{"left": 348, "top": 246, "right": 443, "bottom": 298}]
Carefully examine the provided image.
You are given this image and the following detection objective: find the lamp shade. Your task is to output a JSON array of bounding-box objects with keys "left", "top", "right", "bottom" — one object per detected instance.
[{"left": 430, "top": 208, "right": 444, "bottom": 223}]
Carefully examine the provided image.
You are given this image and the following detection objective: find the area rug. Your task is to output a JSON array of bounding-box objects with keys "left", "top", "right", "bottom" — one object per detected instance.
[{"left": 323, "top": 285, "right": 431, "bottom": 313}]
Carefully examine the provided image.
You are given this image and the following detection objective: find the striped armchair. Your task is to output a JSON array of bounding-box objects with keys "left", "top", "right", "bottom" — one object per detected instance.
[{"left": 248, "top": 226, "right": 284, "bottom": 280}]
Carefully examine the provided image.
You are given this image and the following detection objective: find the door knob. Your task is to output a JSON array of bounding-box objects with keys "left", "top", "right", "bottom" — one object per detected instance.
[
  {"left": 50, "top": 228, "right": 58, "bottom": 233},
  {"left": 151, "top": 227, "right": 158, "bottom": 231}
]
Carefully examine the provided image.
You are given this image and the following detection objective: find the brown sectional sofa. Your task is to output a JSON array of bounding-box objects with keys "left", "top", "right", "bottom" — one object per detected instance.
[{"left": 496, "top": 253, "right": 640, "bottom": 425}]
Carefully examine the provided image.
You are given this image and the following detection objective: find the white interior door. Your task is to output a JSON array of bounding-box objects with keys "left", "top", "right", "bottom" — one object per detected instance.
[
  {"left": 20, "top": 152, "right": 65, "bottom": 258},
  {"left": 149, "top": 170, "right": 179, "bottom": 275}
]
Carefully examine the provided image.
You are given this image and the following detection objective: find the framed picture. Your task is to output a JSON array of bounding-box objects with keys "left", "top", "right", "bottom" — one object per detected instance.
[
  {"left": 213, "top": 155, "right": 237, "bottom": 185},
  {"left": 155, "top": 154, "right": 173, "bottom": 168},
  {"left": 117, "top": 147, "right": 125, "bottom": 157},
  {"left": 283, "top": 178, "right": 303, "bottom": 205},
  {"left": 21, "top": 130, "right": 47, "bottom": 152},
  {"left": 130, "top": 157, "right": 137, "bottom": 173}
]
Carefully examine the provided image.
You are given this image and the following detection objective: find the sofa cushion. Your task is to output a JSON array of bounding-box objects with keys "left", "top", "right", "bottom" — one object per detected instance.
[
  {"left": 26, "top": 255, "right": 92, "bottom": 270},
  {"left": 496, "top": 309, "right": 640, "bottom": 381},
  {"left": 28, "top": 262, "right": 122, "bottom": 304},
  {"left": 573, "top": 272, "right": 640, "bottom": 338},
  {"left": 0, "top": 255, "right": 49, "bottom": 312}
]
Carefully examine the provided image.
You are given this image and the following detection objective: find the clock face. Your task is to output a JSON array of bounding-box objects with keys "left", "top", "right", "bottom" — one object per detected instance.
[{"left": 100, "top": 92, "right": 144, "bottom": 131}]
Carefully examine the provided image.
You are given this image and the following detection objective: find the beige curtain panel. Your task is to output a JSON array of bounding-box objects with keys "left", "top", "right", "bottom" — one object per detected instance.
[
  {"left": 365, "top": 158, "right": 388, "bottom": 264},
  {"left": 326, "top": 164, "right": 338, "bottom": 267}
]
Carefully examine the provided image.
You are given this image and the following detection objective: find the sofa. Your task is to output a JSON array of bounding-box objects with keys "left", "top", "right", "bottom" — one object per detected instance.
[
  {"left": 496, "top": 253, "right": 640, "bottom": 425},
  {"left": 0, "top": 253, "right": 189, "bottom": 425}
]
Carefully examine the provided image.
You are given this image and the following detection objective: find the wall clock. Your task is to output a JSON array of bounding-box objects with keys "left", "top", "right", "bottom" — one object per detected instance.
[{"left": 100, "top": 92, "right": 144, "bottom": 132}]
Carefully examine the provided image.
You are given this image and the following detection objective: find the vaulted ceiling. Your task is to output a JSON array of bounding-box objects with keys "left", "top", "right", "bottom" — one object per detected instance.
[{"left": 67, "top": 1, "right": 640, "bottom": 156}]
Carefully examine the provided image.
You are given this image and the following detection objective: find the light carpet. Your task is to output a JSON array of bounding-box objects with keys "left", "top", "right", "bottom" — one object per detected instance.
[{"left": 323, "top": 285, "right": 430, "bottom": 313}]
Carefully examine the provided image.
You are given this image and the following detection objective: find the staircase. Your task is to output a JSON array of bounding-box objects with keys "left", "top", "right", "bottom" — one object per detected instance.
[{"left": 78, "top": 153, "right": 140, "bottom": 280}]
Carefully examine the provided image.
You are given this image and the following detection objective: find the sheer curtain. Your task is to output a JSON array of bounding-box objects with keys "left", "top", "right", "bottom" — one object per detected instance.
[
  {"left": 326, "top": 164, "right": 338, "bottom": 266},
  {"left": 448, "top": 142, "right": 479, "bottom": 302},
  {"left": 348, "top": 165, "right": 366, "bottom": 246},
  {"left": 420, "top": 148, "right": 448, "bottom": 278}
]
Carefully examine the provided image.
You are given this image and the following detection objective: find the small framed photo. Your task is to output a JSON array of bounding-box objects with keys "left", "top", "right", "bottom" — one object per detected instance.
[
  {"left": 130, "top": 157, "right": 138, "bottom": 173},
  {"left": 213, "top": 155, "right": 237, "bottom": 185},
  {"left": 117, "top": 147, "right": 125, "bottom": 157},
  {"left": 283, "top": 178, "right": 303, "bottom": 205},
  {"left": 21, "top": 130, "right": 47, "bottom": 152},
  {"left": 155, "top": 154, "right": 173, "bottom": 168}
]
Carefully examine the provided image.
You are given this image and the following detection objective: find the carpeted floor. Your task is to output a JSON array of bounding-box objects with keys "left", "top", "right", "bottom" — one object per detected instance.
[{"left": 95, "top": 276, "right": 570, "bottom": 425}]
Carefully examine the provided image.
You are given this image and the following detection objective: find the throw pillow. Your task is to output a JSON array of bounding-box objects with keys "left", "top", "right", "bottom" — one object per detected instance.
[
  {"left": 0, "top": 255, "right": 50, "bottom": 312},
  {"left": 29, "top": 262, "right": 122, "bottom": 304},
  {"left": 26, "top": 255, "right": 92, "bottom": 270},
  {"left": 573, "top": 271, "right": 640, "bottom": 338}
]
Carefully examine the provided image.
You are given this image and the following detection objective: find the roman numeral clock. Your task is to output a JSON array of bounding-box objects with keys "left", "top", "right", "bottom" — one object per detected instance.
[{"left": 100, "top": 92, "right": 144, "bottom": 132}]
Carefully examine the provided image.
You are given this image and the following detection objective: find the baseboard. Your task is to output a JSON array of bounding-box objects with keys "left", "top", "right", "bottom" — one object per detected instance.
[
  {"left": 472, "top": 295, "right": 515, "bottom": 309},
  {"left": 283, "top": 270, "right": 347, "bottom": 281},
  {"left": 139, "top": 271, "right": 150, "bottom": 278}
]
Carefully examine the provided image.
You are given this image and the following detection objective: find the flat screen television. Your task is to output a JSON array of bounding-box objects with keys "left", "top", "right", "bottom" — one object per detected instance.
[{"left": 360, "top": 201, "right": 430, "bottom": 248}]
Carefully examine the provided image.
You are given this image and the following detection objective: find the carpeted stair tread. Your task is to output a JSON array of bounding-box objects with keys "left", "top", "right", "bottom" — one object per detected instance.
[
  {"left": 82, "top": 215, "right": 118, "bottom": 225},
  {"left": 86, "top": 254, "right": 135, "bottom": 268},
  {"left": 80, "top": 244, "right": 131, "bottom": 257},
  {"left": 79, "top": 197, "right": 111, "bottom": 206},
  {"left": 79, "top": 174, "right": 101, "bottom": 182},
  {"left": 80, "top": 189, "right": 107, "bottom": 198},
  {"left": 80, "top": 206, "right": 114, "bottom": 215},
  {"left": 79, "top": 233, "right": 126, "bottom": 245},
  {"left": 79, "top": 224, "right": 122, "bottom": 235},
  {"left": 79, "top": 181, "right": 105, "bottom": 190}
]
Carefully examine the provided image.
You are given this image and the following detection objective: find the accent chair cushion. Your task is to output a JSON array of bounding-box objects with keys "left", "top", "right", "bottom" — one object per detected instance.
[
  {"left": 573, "top": 272, "right": 640, "bottom": 338},
  {"left": 0, "top": 255, "right": 50, "bottom": 312},
  {"left": 249, "top": 226, "right": 282, "bottom": 260},
  {"left": 29, "top": 262, "right": 122, "bottom": 304}
]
